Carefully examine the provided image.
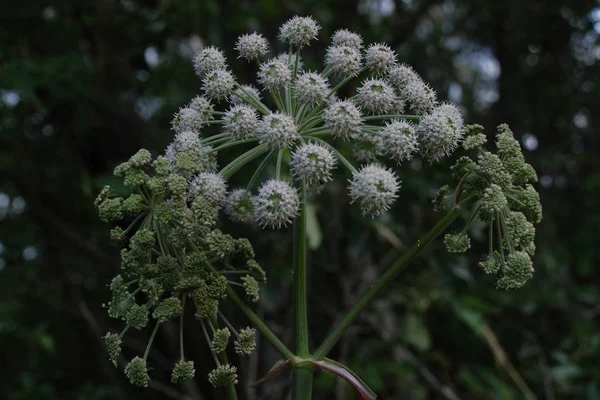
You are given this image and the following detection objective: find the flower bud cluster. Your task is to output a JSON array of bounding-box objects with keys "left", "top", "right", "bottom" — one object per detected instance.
[{"left": 438, "top": 124, "right": 542, "bottom": 290}]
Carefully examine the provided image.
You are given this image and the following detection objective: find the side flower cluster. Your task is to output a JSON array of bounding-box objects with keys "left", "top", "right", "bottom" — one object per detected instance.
[
  {"left": 96, "top": 149, "right": 264, "bottom": 387},
  {"left": 436, "top": 124, "right": 542, "bottom": 290}
]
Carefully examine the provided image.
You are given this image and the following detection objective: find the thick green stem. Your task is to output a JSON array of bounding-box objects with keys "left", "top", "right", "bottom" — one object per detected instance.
[
  {"left": 312, "top": 205, "right": 466, "bottom": 360},
  {"left": 292, "top": 180, "right": 313, "bottom": 399}
]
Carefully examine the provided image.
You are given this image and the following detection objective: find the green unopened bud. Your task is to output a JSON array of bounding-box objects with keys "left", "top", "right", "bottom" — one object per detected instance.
[
  {"left": 110, "top": 227, "right": 127, "bottom": 248},
  {"left": 207, "top": 275, "right": 228, "bottom": 300},
  {"left": 124, "top": 168, "right": 150, "bottom": 188},
  {"left": 98, "top": 197, "right": 124, "bottom": 223},
  {"left": 479, "top": 184, "right": 508, "bottom": 220},
  {"left": 247, "top": 260, "right": 267, "bottom": 283},
  {"left": 114, "top": 161, "right": 130, "bottom": 177},
  {"left": 451, "top": 156, "right": 476, "bottom": 180},
  {"left": 126, "top": 304, "right": 149, "bottom": 330},
  {"left": 122, "top": 194, "right": 145, "bottom": 216},
  {"left": 129, "top": 149, "right": 152, "bottom": 168},
  {"left": 477, "top": 152, "right": 512, "bottom": 189},
  {"left": 241, "top": 275, "right": 259, "bottom": 303},
  {"left": 95, "top": 185, "right": 111, "bottom": 208},
  {"left": 104, "top": 332, "right": 122, "bottom": 367},
  {"left": 191, "top": 196, "right": 218, "bottom": 227},
  {"left": 124, "top": 356, "right": 150, "bottom": 387},
  {"left": 208, "top": 364, "right": 238, "bottom": 388},
  {"left": 478, "top": 251, "right": 502, "bottom": 274},
  {"left": 510, "top": 184, "right": 542, "bottom": 223},
  {"left": 496, "top": 251, "right": 534, "bottom": 290},
  {"left": 235, "top": 238, "right": 255, "bottom": 261},
  {"left": 463, "top": 125, "right": 487, "bottom": 150},
  {"left": 130, "top": 229, "right": 155, "bottom": 254},
  {"left": 153, "top": 297, "right": 182, "bottom": 323},
  {"left": 211, "top": 328, "right": 231, "bottom": 353},
  {"left": 432, "top": 185, "right": 450, "bottom": 212},
  {"left": 171, "top": 360, "right": 195, "bottom": 383},
  {"left": 234, "top": 327, "right": 256, "bottom": 355},
  {"left": 153, "top": 155, "right": 172, "bottom": 176},
  {"left": 206, "top": 230, "right": 236, "bottom": 259},
  {"left": 195, "top": 299, "right": 218, "bottom": 319},
  {"left": 140, "top": 278, "right": 163, "bottom": 299},
  {"left": 107, "top": 275, "right": 132, "bottom": 319},
  {"left": 166, "top": 174, "right": 188, "bottom": 201},
  {"left": 444, "top": 232, "right": 471, "bottom": 253},
  {"left": 495, "top": 124, "right": 521, "bottom": 158},
  {"left": 505, "top": 211, "right": 535, "bottom": 249},
  {"left": 186, "top": 252, "right": 210, "bottom": 279}
]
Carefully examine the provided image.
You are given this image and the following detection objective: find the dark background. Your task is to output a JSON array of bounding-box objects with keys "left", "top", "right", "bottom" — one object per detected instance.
[{"left": 1, "top": 1, "right": 599, "bottom": 399}]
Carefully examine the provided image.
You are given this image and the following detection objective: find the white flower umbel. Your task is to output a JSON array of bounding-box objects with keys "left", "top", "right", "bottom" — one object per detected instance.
[
  {"left": 387, "top": 64, "right": 419, "bottom": 91},
  {"left": 290, "top": 143, "right": 337, "bottom": 184},
  {"left": 188, "top": 172, "right": 228, "bottom": 207},
  {"left": 202, "top": 69, "right": 236, "bottom": 102},
  {"left": 235, "top": 33, "right": 269, "bottom": 61},
  {"left": 323, "top": 100, "right": 363, "bottom": 140},
  {"left": 173, "top": 131, "right": 201, "bottom": 153},
  {"left": 274, "top": 52, "right": 304, "bottom": 72},
  {"left": 257, "top": 112, "right": 298, "bottom": 149},
  {"left": 278, "top": 16, "right": 320, "bottom": 48},
  {"left": 193, "top": 46, "right": 227, "bottom": 79},
  {"left": 357, "top": 78, "right": 396, "bottom": 115},
  {"left": 325, "top": 45, "right": 362, "bottom": 77},
  {"left": 388, "top": 64, "right": 437, "bottom": 114},
  {"left": 418, "top": 103, "right": 464, "bottom": 161},
  {"left": 223, "top": 105, "right": 259, "bottom": 139},
  {"left": 331, "top": 29, "right": 363, "bottom": 49},
  {"left": 294, "top": 72, "right": 330, "bottom": 106},
  {"left": 253, "top": 180, "right": 300, "bottom": 228},
  {"left": 225, "top": 189, "right": 255, "bottom": 223},
  {"left": 365, "top": 43, "right": 396, "bottom": 75},
  {"left": 258, "top": 59, "right": 292, "bottom": 91},
  {"left": 379, "top": 119, "right": 419, "bottom": 163},
  {"left": 348, "top": 164, "right": 399, "bottom": 216}
]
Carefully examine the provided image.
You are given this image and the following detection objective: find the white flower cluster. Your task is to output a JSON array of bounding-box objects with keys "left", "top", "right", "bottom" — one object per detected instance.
[{"left": 163, "top": 15, "right": 466, "bottom": 228}]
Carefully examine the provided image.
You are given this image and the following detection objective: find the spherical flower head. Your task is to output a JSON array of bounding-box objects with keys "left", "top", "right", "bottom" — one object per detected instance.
[
  {"left": 188, "top": 172, "right": 227, "bottom": 207},
  {"left": 401, "top": 78, "right": 437, "bottom": 114},
  {"left": 331, "top": 29, "right": 363, "bottom": 49},
  {"left": 223, "top": 105, "right": 259, "bottom": 139},
  {"left": 324, "top": 100, "right": 363, "bottom": 140},
  {"left": 505, "top": 211, "right": 535, "bottom": 249},
  {"left": 171, "top": 107, "right": 204, "bottom": 134},
  {"left": 379, "top": 119, "right": 419, "bottom": 163},
  {"left": 290, "top": 143, "right": 337, "bottom": 185},
  {"left": 387, "top": 64, "right": 420, "bottom": 91},
  {"left": 193, "top": 46, "right": 226, "bottom": 79},
  {"left": 202, "top": 69, "right": 236, "bottom": 102},
  {"left": 294, "top": 72, "right": 330, "bottom": 106},
  {"left": 187, "top": 96, "right": 214, "bottom": 121},
  {"left": 173, "top": 131, "right": 201, "bottom": 154},
  {"left": 171, "top": 360, "right": 195, "bottom": 383},
  {"left": 208, "top": 364, "right": 238, "bottom": 388},
  {"left": 211, "top": 327, "right": 231, "bottom": 353},
  {"left": 325, "top": 45, "right": 362, "bottom": 77},
  {"left": 479, "top": 252, "right": 502, "bottom": 274},
  {"left": 125, "top": 356, "right": 150, "bottom": 387},
  {"left": 252, "top": 179, "right": 300, "bottom": 228},
  {"left": 258, "top": 59, "right": 292, "bottom": 91},
  {"left": 257, "top": 112, "right": 298, "bottom": 149},
  {"left": 235, "top": 32, "right": 269, "bottom": 60},
  {"left": 357, "top": 78, "right": 396, "bottom": 115},
  {"left": 496, "top": 251, "right": 534, "bottom": 290},
  {"left": 234, "top": 327, "right": 257, "bottom": 355},
  {"left": 348, "top": 164, "right": 400, "bottom": 216},
  {"left": 225, "top": 189, "right": 255, "bottom": 224},
  {"left": 279, "top": 16, "right": 320, "bottom": 48},
  {"left": 230, "top": 85, "right": 262, "bottom": 106},
  {"left": 104, "top": 333, "right": 122, "bottom": 367},
  {"left": 365, "top": 43, "right": 397, "bottom": 75},
  {"left": 126, "top": 304, "right": 149, "bottom": 330},
  {"left": 444, "top": 232, "right": 471, "bottom": 253},
  {"left": 418, "top": 103, "right": 464, "bottom": 161}
]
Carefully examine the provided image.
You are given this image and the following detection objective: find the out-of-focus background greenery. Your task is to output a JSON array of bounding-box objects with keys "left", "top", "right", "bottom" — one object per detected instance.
[{"left": 1, "top": 1, "right": 599, "bottom": 399}]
